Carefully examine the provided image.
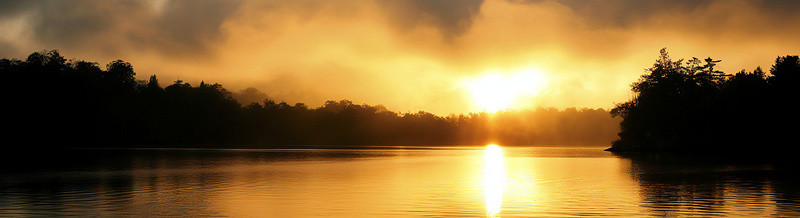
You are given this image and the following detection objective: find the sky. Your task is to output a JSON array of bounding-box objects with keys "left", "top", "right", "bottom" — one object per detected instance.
[{"left": 1, "top": 0, "right": 799, "bottom": 115}]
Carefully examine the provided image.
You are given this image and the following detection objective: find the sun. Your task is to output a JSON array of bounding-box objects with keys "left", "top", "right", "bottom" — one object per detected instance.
[
  {"left": 467, "top": 74, "right": 515, "bottom": 112},
  {"left": 466, "top": 69, "right": 545, "bottom": 112}
]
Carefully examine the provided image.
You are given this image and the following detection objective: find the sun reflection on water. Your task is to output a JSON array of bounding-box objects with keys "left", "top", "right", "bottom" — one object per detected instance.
[{"left": 484, "top": 144, "right": 505, "bottom": 217}]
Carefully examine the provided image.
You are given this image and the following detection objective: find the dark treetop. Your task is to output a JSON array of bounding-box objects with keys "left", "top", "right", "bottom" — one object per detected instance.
[
  {"left": 1, "top": 50, "right": 618, "bottom": 148},
  {"left": 608, "top": 48, "right": 799, "bottom": 153}
]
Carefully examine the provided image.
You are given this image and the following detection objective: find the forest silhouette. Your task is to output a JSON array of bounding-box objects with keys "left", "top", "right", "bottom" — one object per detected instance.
[
  {"left": 609, "top": 49, "right": 799, "bottom": 152},
  {"left": 1, "top": 50, "right": 619, "bottom": 148}
]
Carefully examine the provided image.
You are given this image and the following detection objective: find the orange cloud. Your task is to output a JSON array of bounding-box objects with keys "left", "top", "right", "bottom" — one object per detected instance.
[{"left": 1, "top": 0, "right": 798, "bottom": 115}]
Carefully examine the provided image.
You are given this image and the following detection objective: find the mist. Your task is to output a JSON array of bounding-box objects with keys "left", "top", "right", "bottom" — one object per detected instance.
[{"left": 2, "top": 0, "right": 799, "bottom": 114}]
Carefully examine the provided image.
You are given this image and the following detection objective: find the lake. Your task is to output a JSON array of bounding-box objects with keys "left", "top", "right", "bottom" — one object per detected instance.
[{"left": 1, "top": 146, "right": 798, "bottom": 217}]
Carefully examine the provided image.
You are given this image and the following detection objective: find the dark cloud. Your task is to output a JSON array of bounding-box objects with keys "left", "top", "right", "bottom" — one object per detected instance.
[
  {"left": 751, "top": 0, "right": 800, "bottom": 15},
  {"left": 2, "top": 0, "right": 244, "bottom": 56},
  {"left": 154, "top": 0, "right": 243, "bottom": 51},
  {"left": 30, "top": 1, "right": 146, "bottom": 53},
  {"left": 514, "top": 0, "right": 800, "bottom": 30},
  {"left": 515, "top": 0, "right": 714, "bottom": 28},
  {"left": 2, "top": 0, "right": 484, "bottom": 56},
  {"left": 379, "top": 0, "right": 484, "bottom": 38},
  {"left": 0, "top": 0, "right": 33, "bottom": 18}
]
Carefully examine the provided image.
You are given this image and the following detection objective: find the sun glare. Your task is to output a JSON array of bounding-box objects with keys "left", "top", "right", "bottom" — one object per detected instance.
[
  {"left": 466, "top": 69, "right": 545, "bottom": 112},
  {"left": 484, "top": 144, "right": 505, "bottom": 217}
]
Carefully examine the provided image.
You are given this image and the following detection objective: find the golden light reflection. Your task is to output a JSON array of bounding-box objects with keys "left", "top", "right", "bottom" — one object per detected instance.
[
  {"left": 484, "top": 144, "right": 505, "bottom": 217},
  {"left": 466, "top": 69, "right": 545, "bottom": 112}
]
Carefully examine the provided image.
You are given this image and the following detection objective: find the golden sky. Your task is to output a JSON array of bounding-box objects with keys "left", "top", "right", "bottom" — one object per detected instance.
[{"left": 1, "top": 0, "right": 799, "bottom": 115}]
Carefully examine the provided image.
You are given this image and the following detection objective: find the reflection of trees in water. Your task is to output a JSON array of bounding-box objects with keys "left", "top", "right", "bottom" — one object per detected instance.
[
  {"left": 769, "top": 164, "right": 800, "bottom": 217},
  {"left": 0, "top": 174, "right": 136, "bottom": 216},
  {"left": 0, "top": 148, "right": 423, "bottom": 216},
  {"left": 1, "top": 149, "right": 391, "bottom": 216},
  {"left": 617, "top": 153, "right": 800, "bottom": 216}
]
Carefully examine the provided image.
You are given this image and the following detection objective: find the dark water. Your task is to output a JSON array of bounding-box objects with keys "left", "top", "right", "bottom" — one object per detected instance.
[{"left": 1, "top": 146, "right": 798, "bottom": 217}]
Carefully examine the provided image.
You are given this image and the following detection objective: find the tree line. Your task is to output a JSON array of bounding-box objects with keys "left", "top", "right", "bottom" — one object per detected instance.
[
  {"left": 609, "top": 48, "right": 799, "bottom": 152},
  {"left": 1, "top": 50, "right": 619, "bottom": 148}
]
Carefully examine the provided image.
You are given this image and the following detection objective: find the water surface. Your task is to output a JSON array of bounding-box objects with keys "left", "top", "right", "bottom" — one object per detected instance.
[{"left": 1, "top": 146, "right": 797, "bottom": 216}]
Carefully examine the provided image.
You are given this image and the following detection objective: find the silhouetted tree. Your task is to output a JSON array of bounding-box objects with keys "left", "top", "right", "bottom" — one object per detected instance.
[
  {"left": 609, "top": 49, "right": 799, "bottom": 153},
  {"left": 2, "top": 50, "right": 621, "bottom": 148}
]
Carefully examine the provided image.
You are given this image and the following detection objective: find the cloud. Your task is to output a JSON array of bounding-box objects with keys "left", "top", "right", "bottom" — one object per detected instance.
[
  {"left": 518, "top": 0, "right": 715, "bottom": 27},
  {"left": 379, "top": 0, "right": 484, "bottom": 38},
  {"left": 0, "top": 0, "right": 245, "bottom": 57},
  {"left": 0, "top": 0, "right": 34, "bottom": 18},
  {"left": 1, "top": 0, "right": 799, "bottom": 115},
  {"left": 1, "top": 0, "right": 488, "bottom": 57}
]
